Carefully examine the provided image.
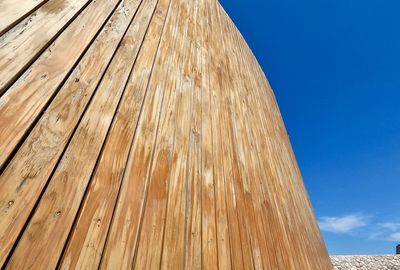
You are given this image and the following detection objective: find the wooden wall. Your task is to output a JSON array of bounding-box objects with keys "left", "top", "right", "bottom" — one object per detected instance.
[{"left": 0, "top": 0, "right": 332, "bottom": 268}]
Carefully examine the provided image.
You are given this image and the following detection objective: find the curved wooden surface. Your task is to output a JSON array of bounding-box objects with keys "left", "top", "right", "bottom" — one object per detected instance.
[{"left": 0, "top": 0, "right": 332, "bottom": 269}]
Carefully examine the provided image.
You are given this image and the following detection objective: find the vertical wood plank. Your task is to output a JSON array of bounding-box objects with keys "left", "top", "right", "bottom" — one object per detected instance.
[
  {"left": 200, "top": 0, "right": 219, "bottom": 268},
  {"left": 0, "top": 0, "right": 93, "bottom": 93},
  {"left": 60, "top": 0, "right": 170, "bottom": 268},
  {"left": 159, "top": 0, "right": 200, "bottom": 267},
  {"left": 0, "top": 0, "right": 124, "bottom": 170},
  {"left": 130, "top": 0, "right": 190, "bottom": 268},
  {"left": 0, "top": 0, "right": 132, "bottom": 265},
  {"left": 183, "top": 0, "right": 203, "bottom": 268},
  {"left": 4, "top": 0, "right": 158, "bottom": 268}
]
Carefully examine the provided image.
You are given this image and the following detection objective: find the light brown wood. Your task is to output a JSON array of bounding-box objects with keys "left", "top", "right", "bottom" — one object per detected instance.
[
  {"left": 98, "top": 1, "right": 172, "bottom": 268},
  {"left": 183, "top": 1, "right": 202, "bottom": 268},
  {"left": 215, "top": 6, "right": 286, "bottom": 269},
  {"left": 0, "top": 0, "right": 333, "bottom": 268},
  {"left": 159, "top": 0, "right": 197, "bottom": 267},
  {"left": 0, "top": 0, "right": 49, "bottom": 36},
  {"left": 61, "top": 0, "right": 168, "bottom": 268},
  {"left": 0, "top": 0, "right": 92, "bottom": 93},
  {"left": 200, "top": 0, "right": 219, "bottom": 268},
  {"left": 0, "top": 0, "right": 122, "bottom": 170},
  {"left": 223, "top": 13, "right": 295, "bottom": 268},
  {"left": 215, "top": 4, "right": 263, "bottom": 268},
  {"left": 123, "top": 0, "right": 187, "bottom": 267},
  {"left": 5, "top": 0, "right": 156, "bottom": 268},
  {"left": 207, "top": 0, "right": 234, "bottom": 268},
  {"left": 0, "top": 0, "right": 132, "bottom": 264}
]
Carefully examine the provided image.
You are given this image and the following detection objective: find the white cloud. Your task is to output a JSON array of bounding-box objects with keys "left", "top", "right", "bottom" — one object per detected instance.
[
  {"left": 370, "top": 223, "right": 400, "bottom": 242},
  {"left": 319, "top": 213, "right": 400, "bottom": 242},
  {"left": 379, "top": 223, "right": 400, "bottom": 231},
  {"left": 319, "top": 214, "right": 368, "bottom": 234},
  {"left": 388, "top": 232, "right": 400, "bottom": 241}
]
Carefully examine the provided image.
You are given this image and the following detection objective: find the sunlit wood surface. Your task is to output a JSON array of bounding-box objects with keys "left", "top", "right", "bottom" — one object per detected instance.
[{"left": 0, "top": 0, "right": 332, "bottom": 268}]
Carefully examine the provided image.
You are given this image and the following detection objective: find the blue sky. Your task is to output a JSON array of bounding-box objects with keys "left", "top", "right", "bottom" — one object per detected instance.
[{"left": 220, "top": 0, "right": 400, "bottom": 255}]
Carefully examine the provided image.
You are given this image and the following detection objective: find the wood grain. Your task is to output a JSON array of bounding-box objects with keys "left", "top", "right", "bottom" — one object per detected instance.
[
  {"left": 0, "top": 0, "right": 133, "bottom": 265},
  {"left": 98, "top": 1, "right": 173, "bottom": 268},
  {"left": 0, "top": 0, "right": 122, "bottom": 170},
  {"left": 125, "top": 0, "right": 187, "bottom": 267},
  {"left": 159, "top": 0, "right": 196, "bottom": 267},
  {"left": 60, "top": 0, "right": 168, "bottom": 268},
  {"left": 183, "top": 1, "right": 202, "bottom": 268},
  {"left": 200, "top": 0, "right": 219, "bottom": 268},
  {"left": 0, "top": 0, "right": 49, "bottom": 36},
  {"left": 4, "top": 0, "right": 157, "bottom": 268},
  {"left": 0, "top": 0, "right": 333, "bottom": 268},
  {"left": 207, "top": 0, "right": 233, "bottom": 268},
  {"left": 0, "top": 0, "right": 92, "bottom": 94}
]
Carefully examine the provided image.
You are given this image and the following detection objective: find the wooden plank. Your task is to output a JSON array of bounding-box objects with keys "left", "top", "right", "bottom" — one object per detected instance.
[
  {"left": 205, "top": 0, "right": 233, "bottom": 268},
  {"left": 98, "top": 1, "right": 173, "bottom": 268},
  {"left": 0, "top": 0, "right": 49, "bottom": 36},
  {"left": 239, "top": 16, "right": 332, "bottom": 269},
  {"left": 228, "top": 16, "right": 306, "bottom": 269},
  {"left": 219, "top": 10, "right": 294, "bottom": 269},
  {"left": 183, "top": 1, "right": 202, "bottom": 268},
  {"left": 219, "top": 4, "right": 332, "bottom": 268},
  {"left": 209, "top": 0, "right": 267, "bottom": 268},
  {"left": 60, "top": 0, "right": 170, "bottom": 268},
  {"left": 4, "top": 0, "right": 159, "bottom": 268},
  {"left": 200, "top": 0, "right": 219, "bottom": 268},
  {"left": 215, "top": 39, "right": 262, "bottom": 270},
  {"left": 128, "top": 0, "right": 189, "bottom": 268},
  {"left": 222, "top": 11, "right": 298, "bottom": 268},
  {"left": 213, "top": 5, "right": 288, "bottom": 270},
  {"left": 214, "top": 5, "right": 285, "bottom": 269},
  {"left": 158, "top": 0, "right": 197, "bottom": 267},
  {"left": 0, "top": 0, "right": 135, "bottom": 265},
  {"left": 220, "top": 16, "right": 297, "bottom": 269},
  {"left": 0, "top": 0, "right": 122, "bottom": 170},
  {"left": 0, "top": 0, "right": 93, "bottom": 94},
  {"left": 208, "top": 38, "right": 252, "bottom": 270}
]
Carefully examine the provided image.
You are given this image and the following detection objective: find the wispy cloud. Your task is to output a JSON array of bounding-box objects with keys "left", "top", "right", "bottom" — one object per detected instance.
[
  {"left": 370, "top": 223, "right": 400, "bottom": 242},
  {"left": 379, "top": 223, "right": 400, "bottom": 231},
  {"left": 319, "top": 213, "right": 368, "bottom": 234},
  {"left": 318, "top": 213, "right": 400, "bottom": 243},
  {"left": 388, "top": 232, "right": 400, "bottom": 241}
]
